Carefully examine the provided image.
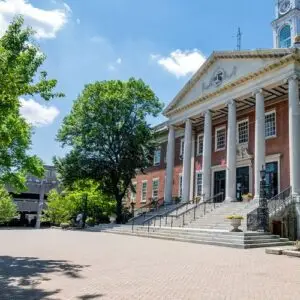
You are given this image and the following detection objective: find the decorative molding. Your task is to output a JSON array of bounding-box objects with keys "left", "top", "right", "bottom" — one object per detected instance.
[
  {"left": 202, "top": 66, "right": 237, "bottom": 91},
  {"left": 164, "top": 50, "right": 300, "bottom": 117},
  {"left": 236, "top": 144, "right": 253, "bottom": 162},
  {"left": 164, "top": 49, "right": 294, "bottom": 115}
]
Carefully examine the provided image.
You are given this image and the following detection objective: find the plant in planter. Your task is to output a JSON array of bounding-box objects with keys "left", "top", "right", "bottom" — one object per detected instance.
[
  {"left": 242, "top": 193, "right": 253, "bottom": 202},
  {"left": 226, "top": 215, "right": 244, "bottom": 232}
]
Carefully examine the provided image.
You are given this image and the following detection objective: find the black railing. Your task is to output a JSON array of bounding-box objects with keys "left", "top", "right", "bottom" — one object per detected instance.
[
  {"left": 141, "top": 193, "right": 223, "bottom": 232},
  {"left": 247, "top": 186, "right": 292, "bottom": 231},
  {"left": 268, "top": 186, "right": 291, "bottom": 215},
  {"left": 140, "top": 200, "right": 191, "bottom": 230},
  {"left": 169, "top": 192, "right": 224, "bottom": 228}
]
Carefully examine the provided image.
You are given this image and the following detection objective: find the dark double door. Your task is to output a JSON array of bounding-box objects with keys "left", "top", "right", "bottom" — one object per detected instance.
[
  {"left": 214, "top": 170, "right": 226, "bottom": 202},
  {"left": 214, "top": 167, "right": 250, "bottom": 202}
]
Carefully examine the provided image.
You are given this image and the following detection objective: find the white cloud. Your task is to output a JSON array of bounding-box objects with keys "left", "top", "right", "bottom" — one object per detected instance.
[
  {"left": 63, "top": 2, "right": 72, "bottom": 13},
  {"left": 108, "top": 58, "right": 122, "bottom": 71},
  {"left": 151, "top": 49, "right": 206, "bottom": 78},
  {"left": 76, "top": 18, "right": 80, "bottom": 25},
  {"left": 0, "top": 0, "right": 70, "bottom": 39},
  {"left": 19, "top": 98, "right": 60, "bottom": 127}
]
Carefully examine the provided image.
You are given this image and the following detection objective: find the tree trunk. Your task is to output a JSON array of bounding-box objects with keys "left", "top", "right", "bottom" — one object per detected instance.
[{"left": 115, "top": 195, "right": 123, "bottom": 224}]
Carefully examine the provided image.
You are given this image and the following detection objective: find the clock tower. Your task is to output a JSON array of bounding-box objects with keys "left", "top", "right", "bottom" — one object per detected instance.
[{"left": 272, "top": 0, "right": 300, "bottom": 48}]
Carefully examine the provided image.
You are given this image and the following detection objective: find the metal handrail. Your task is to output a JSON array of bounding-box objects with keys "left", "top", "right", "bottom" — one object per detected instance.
[
  {"left": 172, "top": 192, "right": 224, "bottom": 228},
  {"left": 142, "top": 200, "right": 191, "bottom": 226},
  {"left": 142, "top": 192, "right": 223, "bottom": 231},
  {"left": 268, "top": 186, "right": 291, "bottom": 215},
  {"left": 247, "top": 186, "right": 292, "bottom": 231}
]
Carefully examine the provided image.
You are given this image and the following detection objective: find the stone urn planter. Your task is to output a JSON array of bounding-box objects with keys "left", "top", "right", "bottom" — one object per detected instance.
[{"left": 226, "top": 215, "right": 244, "bottom": 232}]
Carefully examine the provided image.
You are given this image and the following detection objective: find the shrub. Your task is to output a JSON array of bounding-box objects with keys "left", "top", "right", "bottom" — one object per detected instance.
[
  {"left": 226, "top": 215, "right": 244, "bottom": 220},
  {"left": 0, "top": 185, "right": 17, "bottom": 225},
  {"left": 86, "top": 217, "right": 95, "bottom": 227},
  {"left": 60, "top": 222, "right": 70, "bottom": 229}
]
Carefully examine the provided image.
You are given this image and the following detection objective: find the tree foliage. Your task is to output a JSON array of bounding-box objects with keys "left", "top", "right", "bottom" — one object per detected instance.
[
  {"left": 0, "top": 185, "right": 17, "bottom": 224},
  {"left": 0, "top": 16, "right": 63, "bottom": 190},
  {"left": 43, "top": 180, "right": 115, "bottom": 226},
  {"left": 55, "top": 78, "right": 162, "bottom": 222}
]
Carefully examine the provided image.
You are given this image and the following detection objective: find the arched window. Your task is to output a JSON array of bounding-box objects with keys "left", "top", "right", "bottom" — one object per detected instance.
[{"left": 279, "top": 25, "right": 292, "bottom": 48}]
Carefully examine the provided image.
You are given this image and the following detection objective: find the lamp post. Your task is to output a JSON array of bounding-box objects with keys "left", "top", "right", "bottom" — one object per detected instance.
[
  {"left": 257, "top": 165, "right": 269, "bottom": 232},
  {"left": 130, "top": 201, "right": 135, "bottom": 218}
]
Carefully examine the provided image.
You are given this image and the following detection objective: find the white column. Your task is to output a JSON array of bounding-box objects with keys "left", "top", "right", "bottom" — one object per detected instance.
[
  {"left": 254, "top": 90, "right": 265, "bottom": 200},
  {"left": 165, "top": 126, "right": 175, "bottom": 204},
  {"left": 182, "top": 119, "right": 192, "bottom": 202},
  {"left": 189, "top": 134, "right": 196, "bottom": 201},
  {"left": 225, "top": 100, "right": 237, "bottom": 202},
  {"left": 288, "top": 76, "right": 300, "bottom": 196},
  {"left": 202, "top": 111, "right": 212, "bottom": 200}
]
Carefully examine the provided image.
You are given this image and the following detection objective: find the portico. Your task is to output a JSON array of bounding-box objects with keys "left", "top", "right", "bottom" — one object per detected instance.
[{"left": 164, "top": 49, "right": 300, "bottom": 204}]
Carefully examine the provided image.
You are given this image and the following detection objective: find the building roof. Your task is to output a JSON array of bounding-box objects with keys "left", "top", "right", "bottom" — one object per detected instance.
[{"left": 163, "top": 48, "right": 294, "bottom": 116}]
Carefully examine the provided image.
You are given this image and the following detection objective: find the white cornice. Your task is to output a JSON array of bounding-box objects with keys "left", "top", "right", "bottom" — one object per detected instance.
[{"left": 164, "top": 48, "right": 294, "bottom": 116}]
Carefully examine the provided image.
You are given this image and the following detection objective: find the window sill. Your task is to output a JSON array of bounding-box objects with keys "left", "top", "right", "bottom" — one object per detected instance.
[
  {"left": 215, "top": 147, "right": 226, "bottom": 152},
  {"left": 265, "top": 135, "right": 277, "bottom": 140}
]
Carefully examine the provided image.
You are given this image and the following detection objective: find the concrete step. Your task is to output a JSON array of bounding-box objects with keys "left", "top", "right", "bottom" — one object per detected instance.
[{"left": 100, "top": 229, "right": 293, "bottom": 249}]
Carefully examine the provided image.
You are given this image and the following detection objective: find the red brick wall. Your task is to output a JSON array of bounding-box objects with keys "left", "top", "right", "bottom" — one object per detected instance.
[{"left": 130, "top": 99, "right": 290, "bottom": 207}]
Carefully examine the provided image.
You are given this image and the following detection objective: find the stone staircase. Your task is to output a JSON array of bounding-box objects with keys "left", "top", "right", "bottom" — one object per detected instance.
[
  {"left": 127, "top": 202, "right": 190, "bottom": 226},
  {"left": 90, "top": 225, "right": 293, "bottom": 249},
  {"left": 88, "top": 197, "right": 294, "bottom": 249},
  {"left": 185, "top": 200, "right": 259, "bottom": 231}
]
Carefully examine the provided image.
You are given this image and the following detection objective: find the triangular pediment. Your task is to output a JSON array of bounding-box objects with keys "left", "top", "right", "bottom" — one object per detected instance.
[{"left": 164, "top": 49, "right": 293, "bottom": 115}]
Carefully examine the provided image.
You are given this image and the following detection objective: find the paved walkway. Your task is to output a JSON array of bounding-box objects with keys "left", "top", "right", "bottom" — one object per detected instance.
[{"left": 0, "top": 229, "right": 299, "bottom": 300}]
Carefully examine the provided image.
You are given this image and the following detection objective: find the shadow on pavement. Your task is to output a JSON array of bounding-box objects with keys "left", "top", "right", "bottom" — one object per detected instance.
[
  {"left": 0, "top": 256, "right": 89, "bottom": 299},
  {"left": 77, "top": 294, "right": 104, "bottom": 299}
]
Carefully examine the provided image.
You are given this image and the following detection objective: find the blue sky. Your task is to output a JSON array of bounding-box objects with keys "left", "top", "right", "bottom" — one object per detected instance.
[{"left": 0, "top": 0, "right": 275, "bottom": 164}]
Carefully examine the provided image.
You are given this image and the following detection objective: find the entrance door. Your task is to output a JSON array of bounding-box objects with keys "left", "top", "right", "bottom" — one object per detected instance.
[
  {"left": 214, "top": 170, "right": 226, "bottom": 202},
  {"left": 266, "top": 162, "right": 279, "bottom": 199},
  {"left": 236, "top": 167, "right": 250, "bottom": 201}
]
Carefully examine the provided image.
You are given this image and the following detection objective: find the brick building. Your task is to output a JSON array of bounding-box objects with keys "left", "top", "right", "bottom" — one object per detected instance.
[{"left": 129, "top": 0, "right": 300, "bottom": 232}]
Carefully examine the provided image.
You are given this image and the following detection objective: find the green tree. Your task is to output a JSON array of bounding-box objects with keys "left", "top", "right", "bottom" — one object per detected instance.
[
  {"left": 56, "top": 79, "right": 162, "bottom": 223},
  {"left": 43, "top": 189, "right": 71, "bottom": 226},
  {"left": 0, "top": 185, "right": 17, "bottom": 224},
  {"left": 0, "top": 16, "right": 63, "bottom": 190},
  {"left": 43, "top": 180, "right": 115, "bottom": 226}
]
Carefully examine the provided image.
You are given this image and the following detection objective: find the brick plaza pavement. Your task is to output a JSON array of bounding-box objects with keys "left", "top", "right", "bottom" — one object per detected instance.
[{"left": 0, "top": 229, "right": 300, "bottom": 300}]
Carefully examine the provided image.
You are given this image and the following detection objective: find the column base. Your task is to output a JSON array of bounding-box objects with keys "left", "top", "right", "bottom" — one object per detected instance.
[{"left": 225, "top": 197, "right": 237, "bottom": 203}]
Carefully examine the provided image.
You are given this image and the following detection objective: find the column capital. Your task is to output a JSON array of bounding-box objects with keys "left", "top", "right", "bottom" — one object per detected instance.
[
  {"left": 203, "top": 110, "right": 212, "bottom": 117},
  {"left": 252, "top": 89, "right": 263, "bottom": 97},
  {"left": 284, "top": 74, "right": 299, "bottom": 84},
  {"left": 227, "top": 99, "right": 236, "bottom": 106}
]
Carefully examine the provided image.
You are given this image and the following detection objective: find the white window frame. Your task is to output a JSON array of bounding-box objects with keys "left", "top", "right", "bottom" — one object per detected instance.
[
  {"left": 141, "top": 180, "right": 148, "bottom": 203},
  {"left": 180, "top": 138, "right": 184, "bottom": 159},
  {"left": 153, "top": 148, "right": 161, "bottom": 166},
  {"left": 237, "top": 118, "right": 249, "bottom": 145},
  {"left": 152, "top": 178, "right": 159, "bottom": 200},
  {"left": 265, "top": 110, "right": 277, "bottom": 139},
  {"left": 215, "top": 126, "right": 226, "bottom": 152},
  {"left": 178, "top": 173, "right": 183, "bottom": 198},
  {"left": 195, "top": 171, "right": 203, "bottom": 197},
  {"left": 197, "top": 134, "right": 204, "bottom": 156},
  {"left": 130, "top": 182, "right": 137, "bottom": 202}
]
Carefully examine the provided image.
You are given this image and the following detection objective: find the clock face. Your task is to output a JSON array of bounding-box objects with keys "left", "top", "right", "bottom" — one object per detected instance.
[{"left": 279, "top": 0, "right": 292, "bottom": 15}]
